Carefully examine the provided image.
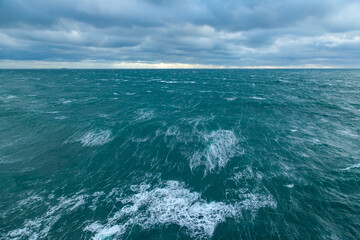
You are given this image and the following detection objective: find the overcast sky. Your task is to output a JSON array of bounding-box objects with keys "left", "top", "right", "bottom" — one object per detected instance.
[{"left": 1, "top": 0, "right": 360, "bottom": 68}]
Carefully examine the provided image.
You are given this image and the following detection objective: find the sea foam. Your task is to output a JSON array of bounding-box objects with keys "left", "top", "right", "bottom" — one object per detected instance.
[
  {"left": 85, "top": 181, "right": 276, "bottom": 239},
  {"left": 249, "top": 96, "right": 266, "bottom": 100},
  {"left": 225, "top": 97, "right": 237, "bottom": 101},
  {"left": 190, "top": 130, "right": 241, "bottom": 172},
  {"left": 78, "top": 130, "right": 113, "bottom": 147},
  {"left": 86, "top": 181, "right": 236, "bottom": 239},
  {"left": 342, "top": 163, "right": 360, "bottom": 171},
  {"left": 135, "top": 109, "right": 155, "bottom": 121},
  {"left": 6, "top": 193, "right": 87, "bottom": 240},
  {"left": 4, "top": 181, "right": 275, "bottom": 239}
]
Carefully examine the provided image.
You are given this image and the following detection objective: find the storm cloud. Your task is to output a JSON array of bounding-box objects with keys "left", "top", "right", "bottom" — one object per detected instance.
[{"left": 1, "top": 0, "right": 360, "bottom": 67}]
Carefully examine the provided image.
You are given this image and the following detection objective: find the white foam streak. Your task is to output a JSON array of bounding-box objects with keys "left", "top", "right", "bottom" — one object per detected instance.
[
  {"left": 136, "top": 109, "right": 155, "bottom": 121},
  {"left": 17, "top": 195, "right": 43, "bottom": 206},
  {"left": 225, "top": 97, "right": 237, "bottom": 101},
  {"left": 79, "top": 130, "right": 113, "bottom": 147},
  {"left": 7, "top": 194, "right": 87, "bottom": 240},
  {"left": 190, "top": 130, "right": 240, "bottom": 172},
  {"left": 342, "top": 163, "right": 360, "bottom": 170},
  {"left": 249, "top": 96, "right": 266, "bottom": 100},
  {"left": 165, "top": 125, "right": 180, "bottom": 137}
]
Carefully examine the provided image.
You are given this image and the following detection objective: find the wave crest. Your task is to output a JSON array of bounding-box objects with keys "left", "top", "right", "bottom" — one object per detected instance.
[
  {"left": 135, "top": 109, "right": 155, "bottom": 121},
  {"left": 85, "top": 181, "right": 276, "bottom": 239},
  {"left": 79, "top": 130, "right": 113, "bottom": 147},
  {"left": 190, "top": 130, "right": 241, "bottom": 172}
]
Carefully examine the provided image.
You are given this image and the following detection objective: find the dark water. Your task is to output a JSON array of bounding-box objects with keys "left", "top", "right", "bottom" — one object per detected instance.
[{"left": 0, "top": 69, "right": 359, "bottom": 239}]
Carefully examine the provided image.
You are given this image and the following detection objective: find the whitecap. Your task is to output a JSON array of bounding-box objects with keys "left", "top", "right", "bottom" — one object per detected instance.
[
  {"left": 130, "top": 136, "right": 149, "bottom": 143},
  {"left": 17, "top": 195, "right": 43, "bottom": 206},
  {"left": 284, "top": 184, "right": 294, "bottom": 188},
  {"left": 225, "top": 97, "right": 237, "bottom": 101},
  {"left": 338, "top": 129, "right": 359, "bottom": 138},
  {"left": 135, "top": 109, "right": 155, "bottom": 121},
  {"left": 160, "top": 80, "right": 178, "bottom": 84},
  {"left": 55, "top": 116, "right": 67, "bottom": 120},
  {"left": 187, "top": 115, "right": 215, "bottom": 127},
  {"left": 89, "top": 192, "right": 106, "bottom": 211},
  {"left": 165, "top": 125, "right": 179, "bottom": 137},
  {"left": 0, "top": 95, "right": 17, "bottom": 101},
  {"left": 232, "top": 166, "right": 255, "bottom": 181},
  {"left": 85, "top": 181, "right": 275, "bottom": 239},
  {"left": 6, "top": 193, "right": 88, "bottom": 240},
  {"left": 249, "top": 96, "right": 266, "bottom": 100},
  {"left": 59, "top": 99, "right": 73, "bottom": 104},
  {"left": 45, "top": 111, "right": 59, "bottom": 114},
  {"left": 79, "top": 130, "right": 113, "bottom": 147},
  {"left": 190, "top": 130, "right": 241, "bottom": 172},
  {"left": 6, "top": 95, "right": 17, "bottom": 99},
  {"left": 342, "top": 163, "right": 360, "bottom": 171}
]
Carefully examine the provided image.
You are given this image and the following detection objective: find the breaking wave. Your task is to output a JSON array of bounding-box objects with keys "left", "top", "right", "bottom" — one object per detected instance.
[
  {"left": 85, "top": 181, "right": 276, "bottom": 239},
  {"left": 190, "top": 130, "right": 241, "bottom": 172},
  {"left": 225, "top": 97, "right": 237, "bottom": 101},
  {"left": 135, "top": 109, "right": 155, "bottom": 121},
  {"left": 249, "top": 96, "right": 266, "bottom": 100},
  {"left": 79, "top": 130, "right": 113, "bottom": 147},
  {"left": 342, "top": 163, "right": 360, "bottom": 171},
  {"left": 5, "top": 193, "right": 87, "bottom": 240}
]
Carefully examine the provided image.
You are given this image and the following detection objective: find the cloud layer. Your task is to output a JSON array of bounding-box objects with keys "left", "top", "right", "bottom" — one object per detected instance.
[{"left": 1, "top": 0, "right": 360, "bottom": 67}]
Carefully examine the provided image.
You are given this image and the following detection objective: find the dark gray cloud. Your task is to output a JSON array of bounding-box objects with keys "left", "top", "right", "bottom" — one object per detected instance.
[{"left": 0, "top": 0, "right": 360, "bottom": 67}]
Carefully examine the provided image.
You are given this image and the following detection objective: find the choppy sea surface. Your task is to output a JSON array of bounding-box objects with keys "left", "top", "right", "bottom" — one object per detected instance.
[{"left": 0, "top": 69, "right": 359, "bottom": 239}]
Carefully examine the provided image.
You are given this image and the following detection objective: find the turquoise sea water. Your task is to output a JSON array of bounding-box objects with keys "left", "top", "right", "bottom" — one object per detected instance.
[{"left": 0, "top": 69, "right": 359, "bottom": 239}]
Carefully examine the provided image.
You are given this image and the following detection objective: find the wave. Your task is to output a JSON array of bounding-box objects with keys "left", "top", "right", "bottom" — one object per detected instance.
[
  {"left": 3, "top": 180, "right": 275, "bottom": 239},
  {"left": 165, "top": 125, "right": 180, "bottom": 137},
  {"left": 249, "top": 96, "right": 266, "bottom": 100},
  {"left": 85, "top": 181, "right": 276, "bottom": 239},
  {"left": 54, "top": 116, "right": 67, "bottom": 120},
  {"left": 160, "top": 80, "right": 178, "bottom": 84},
  {"left": 0, "top": 95, "right": 17, "bottom": 101},
  {"left": 135, "top": 109, "right": 155, "bottom": 121},
  {"left": 338, "top": 129, "right": 359, "bottom": 138},
  {"left": 59, "top": 98, "right": 73, "bottom": 104},
  {"left": 130, "top": 136, "right": 149, "bottom": 143},
  {"left": 6, "top": 193, "right": 87, "bottom": 240},
  {"left": 342, "top": 163, "right": 360, "bottom": 171},
  {"left": 190, "top": 130, "right": 241, "bottom": 172},
  {"left": 79, "top": 130, "right": 113, "bottom": 147},
  {"left": 17, "top": 195, "right": 43, "bottom": 206},
  {"left": 225, "top": 97, "right": 237, "bottom": 101}
]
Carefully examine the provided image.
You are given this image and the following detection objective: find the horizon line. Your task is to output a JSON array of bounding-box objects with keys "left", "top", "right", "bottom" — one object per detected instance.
[
  {"left": 1, "top": 68, "right": 359, "bottom": 70},
  {"left": 0, "top": 60, "right": 358, "bottom": 69}
]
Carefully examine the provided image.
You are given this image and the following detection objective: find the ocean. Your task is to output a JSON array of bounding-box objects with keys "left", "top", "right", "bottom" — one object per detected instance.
[{"left": 0, "top": 69, "right": 359, "bottom": 239}]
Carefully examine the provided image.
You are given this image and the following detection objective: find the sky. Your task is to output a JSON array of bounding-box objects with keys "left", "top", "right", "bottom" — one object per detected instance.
[{"left": 1, "top": 0, "right": 360, "bottom": 68}]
